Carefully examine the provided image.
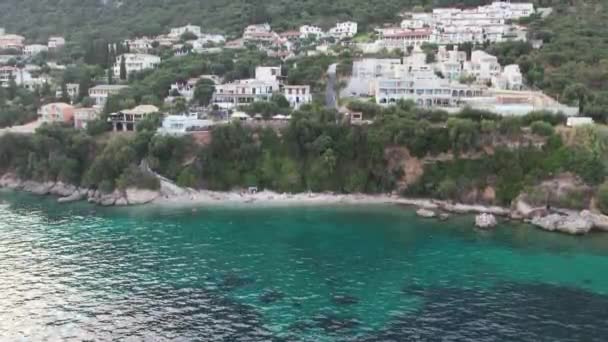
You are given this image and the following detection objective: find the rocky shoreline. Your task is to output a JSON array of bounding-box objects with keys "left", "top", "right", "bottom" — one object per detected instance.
[{"left": 2, "top": 173, "right": 608, "bottom": 236}]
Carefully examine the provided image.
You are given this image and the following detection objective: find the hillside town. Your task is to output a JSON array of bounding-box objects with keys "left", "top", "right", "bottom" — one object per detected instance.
[{"left": 0, "top": 1, "right": 589, "bottom": 138}]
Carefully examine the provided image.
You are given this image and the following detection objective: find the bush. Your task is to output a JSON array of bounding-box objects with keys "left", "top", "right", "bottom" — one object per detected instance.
[
  {"left": 116, "top": 164, "right": 160, "bottom": 190},
  {"left": 530, "top": 121, "right": 554, "bottom": 136},
  {"left": 597, "top": 182, "right": 608, "bottom": 214}
]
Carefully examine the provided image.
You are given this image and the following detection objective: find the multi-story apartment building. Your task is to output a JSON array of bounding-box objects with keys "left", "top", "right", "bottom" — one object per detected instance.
[
  {"left": 299, "top": 25, "right": 324, "bottom": 39},
  {"left": 88, "top": 85, "right": 129, "bottom": 106},
  {"left": 113, "top": 53, "right": 161, "bottom": 78},
  {"left": 328, "top": 21, "right": 358, "bottom": 39},
  {"left": 212, "top": 79, "right": 279, "bottom": 109}
]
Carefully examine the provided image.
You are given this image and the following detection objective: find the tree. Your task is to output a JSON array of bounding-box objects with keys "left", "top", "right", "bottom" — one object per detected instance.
[
  {"left": 597, "top": 181, "right": 608, "bottom": 214},
  {"left": 180, "top": 31, "right": 198, "bottom": 42},
  {"left": 193, "top": 78, "right": 215, "bottom": 106},
  {"left": 563, "top": 83, "right": 592, "bottom": 114},
  {"left": 60, "top": 81, "right": 70, "bottom": 103},
  {"left": 107, "top": 67, "right": 114, "bottom": 85},
  {"left": 119, "top": 55, "right": 127, "bottom": 80}
]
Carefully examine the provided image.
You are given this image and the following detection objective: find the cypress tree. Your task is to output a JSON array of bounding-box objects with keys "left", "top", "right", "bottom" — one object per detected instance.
[{"left": 119, "top": 55, "right": 127, "bottom": 81}]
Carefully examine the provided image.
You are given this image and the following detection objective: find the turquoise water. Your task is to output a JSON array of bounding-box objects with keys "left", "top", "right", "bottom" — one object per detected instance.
[{"left": 1, "top": 191, "right": 608, "bottom": 341}]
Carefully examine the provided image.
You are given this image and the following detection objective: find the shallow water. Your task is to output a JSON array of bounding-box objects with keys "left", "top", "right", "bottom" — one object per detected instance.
[{"left": 1, "top": 191, "right": 608, "bottom": 341}]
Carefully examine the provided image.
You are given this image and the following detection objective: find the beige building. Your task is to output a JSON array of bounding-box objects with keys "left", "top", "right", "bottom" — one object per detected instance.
[{"left": 109, "top": 104, "right": 159, "bottom": 132}]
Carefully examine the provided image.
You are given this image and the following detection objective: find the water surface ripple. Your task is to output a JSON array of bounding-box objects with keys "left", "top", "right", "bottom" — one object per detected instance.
[{"left": 1, "top": 192, "right": 608, "bottom": 341}]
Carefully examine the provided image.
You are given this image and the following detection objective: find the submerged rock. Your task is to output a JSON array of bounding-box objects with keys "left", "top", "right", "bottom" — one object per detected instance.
[
  {"left": 475, "top": 213, "right": 497, "bottom": 229},
  {"left": 331, "top": 294, "right": 359, "bottom": 306},
  {"left": 416, "top": 208, "right": 436, "bottom": 218},
  {"left": 259, "top": 289, "right": 284, "bottom": 304}
]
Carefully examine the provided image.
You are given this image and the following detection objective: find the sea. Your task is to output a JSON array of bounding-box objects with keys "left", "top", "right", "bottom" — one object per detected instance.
[{"left": 1, "top": 191, "right": 608, "bottom": 341}]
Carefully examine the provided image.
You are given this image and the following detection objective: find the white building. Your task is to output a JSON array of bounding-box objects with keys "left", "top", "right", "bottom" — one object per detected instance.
[
  {"left": 255, "top": 66, "right": 281, "bottom": 82},
  {"left": 493, "top": 64, "right": 523, "bottom": 90},
  {"left": 464, "top": 50, "right": 501, "bottom": 82},
  {"left": 88, "top": 84, "right": 129, "bottom": 106},
  {"left": 0, "top": 66, "right": 41, "bottom": 89},
  {"left": 24, "top": 44, "right": 49, "bottom": 57},
  {"left": 375, "top": 69, "right": 484, "bottom": 107},
  {"left": 436, "top": 46, "right": 467, "bottom": 80},
  {"left": 377, "top": 28, "right": 434, "bottom": 50},
  {"left": 0, "top": 34, "right": 25, "bottom": 51},
  {"left": 125, "top": 37, "right": 154, "bottom": 53},
  {"left": 48, "top": 37, "right": 65, "bottom": 50},
  {"left": 55, "top": 83, "right": 80, "bottom": 99},
  {"left": 213, "top": 79, "right": 278, "bottom": 109},
  {"left": 169, "top": 24, "right": 202, "bottom": 38},
  {"left": 328, "top": 21, "right": 358, "bottom": 39},
  {"left": 113, "top": 53, "right": 161, "bottom": 78},
  {"left": 158, "top": 113, "right": 214, "bottom": 135},
  {"left": 300, "top": 25, "right": 324, "bottom": 39},
  {"left": 243, "top": 23, "right": 277, "bottom": 42},
  {"left": 109, "top": 104, "right": 159, "bottom": 131},
  {"left": 283, "top": 85, "right": 312, "bottom": 109},
  {"left": 74, "top": 107, "right": 102, "bottom": 129}
]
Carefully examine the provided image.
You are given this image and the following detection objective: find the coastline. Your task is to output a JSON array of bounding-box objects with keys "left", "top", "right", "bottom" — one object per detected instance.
[{"left": 2, "top": 173, "right": 608, "bottom": 235}]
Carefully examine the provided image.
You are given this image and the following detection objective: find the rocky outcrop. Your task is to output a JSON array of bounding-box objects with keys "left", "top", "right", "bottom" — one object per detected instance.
[
  {"left": 0, "top": 173, "right": 22, "bottom": 189},
  {"left": 49, "top": 182, "right": 78, "bottom": 197},
  {"left": 416, "top": 208, "right": 436, "bottom": 218},
  {"left": 530, "top": 213, "right": 593, "bottom": 235},
  {"left": 475, "top": 213, "right": 497, "bottom": 229},
  {"left": 22, "top": 180, "right": 54, "bottom": 195},
  {"left": 125, "top": 188, "right": 159, "bottom": 205},
  {"left": 58, "top": 189, "right": 86, "bottom": 203},
  {"left": 580, "top": 210, "right": 608, "bottom": 232}
]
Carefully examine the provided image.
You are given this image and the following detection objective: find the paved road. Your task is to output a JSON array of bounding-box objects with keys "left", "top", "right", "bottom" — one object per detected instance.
[{"left": 325, "top": 63, "right": 337, "bottom": 109}]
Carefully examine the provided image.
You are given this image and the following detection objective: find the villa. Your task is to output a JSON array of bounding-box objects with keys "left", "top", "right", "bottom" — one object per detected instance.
[
  {"left": 113, "top": 53, "right": 161, "bottom": 78},
  {"left": 74, "top": 107, "right": 102, "bottom": 129},
  {"left": 108, "top": 104, "right": 159, "bottom": 132},
  {"left": 38, "top": 103, "right": 75, "bottom": 124},
  {"left": 88, "top": 84, "right": 129, "bottom": 106},
  {"left": 328, "top": 22, "right": 358, "bottom": 39},
  {"left": 283, "top": 85, "right": 312, "bottom": 109},
  {"left": 158, "top": 112, "right": 214, "bottom": 135}
]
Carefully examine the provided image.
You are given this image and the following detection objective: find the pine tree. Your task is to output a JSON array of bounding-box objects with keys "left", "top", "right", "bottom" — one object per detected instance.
[{"left": 119, "top": 55, "right": 127, "bottom": 81}]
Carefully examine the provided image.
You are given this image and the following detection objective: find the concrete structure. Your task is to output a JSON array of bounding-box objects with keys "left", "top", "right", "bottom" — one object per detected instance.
[
  {"left": 124, "top": 37, "right": 154, "bottom": 53},
  {"left": 255, "top": 66, "right": 281, "bottom": 82},
  {"left": 55, "top": 83, "right": 80, "bottom": 100},
  {"left": 74, "top": 107, "right": 101, "bottom": 129},
  {"left": 24, "top": 44, "right": 49, "bottom": 57},
  {"left": 169, "top": 24, "right": 202, "bottom": 38},
  {"left": 88, "top": 85, "right": 129, "bottom": 106},
  {"left": 375, "top": 69, "right": 484, "bottom": 107},
  {"left": 329, "top": 21, "right": 358, "bottom": 39},
  {"left": 283, "top": 85, "right": 312, "bottom": 109},
  {"left": 567, "top": 117, "right": 594, "bottom": 127},
  {"left": 455, "top": 90, "right": 579, "bottom": 116},
  {"left": 38, "top": 103, "right": 75, "bottom": 123},
  {"left": 113, "top": 53, "right": 161, "bottom": 78},
  {"left": 0, "top": 34, "right": 25, "bottom": 51},
  {"left": 465, "top": 50, "right": 501, "bottom": 82},
  {"left": 213, "top": 79, "right": 278, "bottom": 109},
  {"left": 243, "top": 24, "right": 277, "bottom": 42},
  {"left": 377, "top": 28, "right": 434, "bottom": 50},
  {"left": 493, "top": 64, "right": 523, "bottom": 90},
  {"left": 108, "top": 104, "right": 159, "bottom": 132},
  {"left": 48, "top": 37, "right": 65, "bottom": 50},
  {"left": 436, "top": 46, "right": 467, "bottom": 80},
  {"left": 300, "top": 25, "right": 324, "bottom": 39},
  {"left": 158, "top": 112, "right": 214, "bottom": 135},
  {"left": 0, "top": 66, "right": 41, "bottom": 89}
]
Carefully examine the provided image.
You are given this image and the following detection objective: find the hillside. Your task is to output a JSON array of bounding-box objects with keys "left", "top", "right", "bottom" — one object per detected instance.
[{"left": 1, "top": 0, "right": 510, "bottom": 42}]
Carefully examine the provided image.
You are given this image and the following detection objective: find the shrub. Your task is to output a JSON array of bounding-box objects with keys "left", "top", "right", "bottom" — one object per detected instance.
[
  {"left": 530, "top": 121, "right": 554, "bottom": 136},
  {"left": 597, "top": 182, "right": 608, "bottom": 214}
]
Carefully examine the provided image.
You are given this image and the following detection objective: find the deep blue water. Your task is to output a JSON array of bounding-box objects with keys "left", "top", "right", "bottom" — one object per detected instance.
[{"left": 1, "top": 191, "right": 608, "bottom": 341}]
